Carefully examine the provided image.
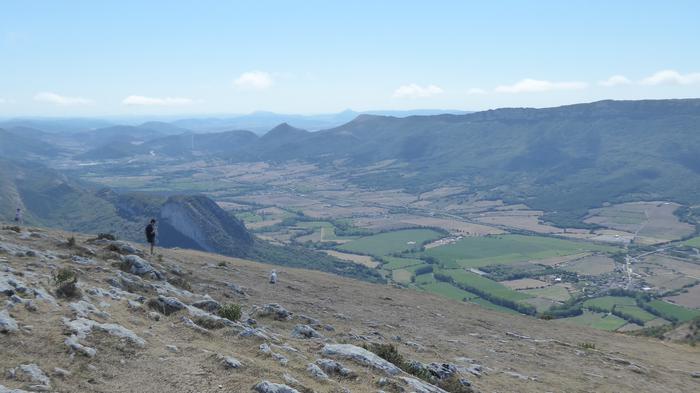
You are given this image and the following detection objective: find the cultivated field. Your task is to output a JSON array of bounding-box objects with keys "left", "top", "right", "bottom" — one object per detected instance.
[
  {"left": 558, "top": 311, "right": 628, "bottom": 331},
  {"left": 422, "top": 234, "right": 617, "bottom": 269},
  {"left": 338, "top": 228, "right": 443, "bottom": 256}
]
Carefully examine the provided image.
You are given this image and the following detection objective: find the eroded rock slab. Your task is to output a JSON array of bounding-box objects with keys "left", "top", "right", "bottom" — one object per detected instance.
[{"left": 321, "top": 344, "right": 401, "bottom": 375}]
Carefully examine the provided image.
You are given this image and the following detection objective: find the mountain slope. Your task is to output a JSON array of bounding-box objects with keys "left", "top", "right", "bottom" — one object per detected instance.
[
  {"left": 228, "top": 99, "right": 700, "bottom": 226},
  {"left": 0, "top": 227, "right": 698, "bottom": 392}
]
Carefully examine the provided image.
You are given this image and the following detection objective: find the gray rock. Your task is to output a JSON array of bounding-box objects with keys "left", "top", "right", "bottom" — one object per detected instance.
[
  {"left": 166, "top": 345, "right": 179, "bottom": 353},
  {"left": 291, "top": 324, "right": 322, "bottom": 339},
  {"left": 121, "top": 255, "right": 163, "bottom": 280},
  {"left": 107, "top": 272, "right": 154, "bottom": 294},
  {"left": 322, "top": 344, "right": 401, "bottom": 375},
  {"left": 306, "top": 363, "right": 329, "bottom": 381},
  {"left": 64, "top": 335, "right": 97, "bottom": 357},
  {"left": 108, "top": 241, "right": 142, "bottom": 256},
  {"left": 399, "top": 376, "right": 448, "bottom": 393},
  {"left": 219, "top": 355, "right": 242, "bottom": 369},
  {"left": 16, "top": 364, "right": 50, "bottom": 388},
  {"left": 0, "top": 309, "right": 18, "bottom": 333},
  {"left": 148, "top": 296, "right": 186, "bottom": 315},
  {"left": 298, "top": 314, "right": 320, "bottom": 327},
  {"left": 0, "top": 384, "right": 32, "bottom": 393},
  {"left": 426, "top": 362, "right": 459, "bottom": 380},
  {"left": 252, "top": 381, "right": 300, "bottom": 393},
  {"left": 316, "top": 358, "right": 355, "bottom": 377},
  {"left": 71, "top": 255, "right": 96, "bottom": 265},
  {"left": 52, "top": 368, "right": 71, "bottom": 378},
  {"left": 192, "top": 297, "right": 221, "bottom": 313},
  {"left": 259, "top": 303, "right": 293, "bottom": 320}
]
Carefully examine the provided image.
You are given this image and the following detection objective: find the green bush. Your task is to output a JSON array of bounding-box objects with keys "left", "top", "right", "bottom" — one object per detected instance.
[
  {"left": 53, "top": 268, "right": 80, "bottom": 298},
  {"left": 67, "top": 236, "right": 76, "bottom": 247},
  {"left": 219, "top": 304, "right": 242, "bottom": 322},
  {"left": 96, "top": 233, "right": 116, "bottom": 240}
]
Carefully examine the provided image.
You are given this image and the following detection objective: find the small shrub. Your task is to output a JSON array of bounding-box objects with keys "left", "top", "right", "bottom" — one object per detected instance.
[
  {"left": 67, "top": 236, "right": 76, "bottom": 248},
  {"left": 364, "top": 343, "right": 405, "bottom": 368},
  {"left": 96, "top": 233, "right": 116, "bottom": 240},
  {"left": 193, "top": 317, "right": 226, "bottom": 330},
  {"left": 3, "top": 225, "right": 21, "bottom": 233},
  {"left": 437, "top": 376, "right": 475, "bottom": 393},
  {"left": 578, "top": 342, "right": 596, "bottom": 350},
  {"left": 219, "top": 304, "right": 242, "bottom": 322},
  {"left": 218, "top": 261, "right": 227, "bottom": 267},
  {"left": 53, "top": 268, "right": 80, "bottom": 298},
  {"left": 157, "top": 254, "right": 163, "bottom": 262}
]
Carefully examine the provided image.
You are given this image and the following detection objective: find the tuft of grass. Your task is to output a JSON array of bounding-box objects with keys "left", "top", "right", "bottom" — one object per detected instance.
[
  {"left": 168, "top": 276, "right": 192, "bottom": 291},
  {"left": 218, "top": 261, "right": 227, "bottom": 267},
  {"left": 218, "top": 303, "right": 242, "bottom": 322},
  {"left": 578, "top": 342, "right": 596, "bottom": 350}
]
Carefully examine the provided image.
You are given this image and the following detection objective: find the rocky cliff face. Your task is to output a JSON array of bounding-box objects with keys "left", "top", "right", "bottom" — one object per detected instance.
[{"left": 158, "top": 195, "right": 253, "bottom": 257}]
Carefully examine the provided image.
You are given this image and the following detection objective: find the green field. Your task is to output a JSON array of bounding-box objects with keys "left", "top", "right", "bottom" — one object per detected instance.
[
  {"left": 559, "top": 311, "right": 627, "bottom": 331},
  {"left": 414, "top": 272, "right": 436, "bottom": 285},
  {"left": 381, "top": 256, "right": 425, "bottom": 270},
  {"left": 392, "top": 269, "right": 413, "bottom": 284},
  {"left": 615, "top": 305, "right": 657, "bottom": 322},
  {"left": 236, "top": 211, "right": 264, "bottom": 223},
  {"left": 583, "top": 296, "right": 636, "bottom": 311},
  {"left": 647, "top": 299, "right": 700, "bottom": 323},
  {"left": 420, "top": 282, "right": 479, "bottom": 301},
  {"left": 684, "top": 236, "right": 700, "bottom": 248},
  {"left": 438, "top": 269, "right": 532, "bottom": 301},
  {"left": 338, "top": 229, "right": 443, "bottom": 257},
  {"left": 422, "top": 234, "right": 617, "bottom": 268},
  {"left": 521, "top": 285, "right": 571, "bottom": 302}
]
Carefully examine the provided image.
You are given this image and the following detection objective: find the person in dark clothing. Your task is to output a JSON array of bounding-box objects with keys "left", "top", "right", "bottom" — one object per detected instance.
[{"left": 145, "top": 219, "right": 157, "bottom": 255}]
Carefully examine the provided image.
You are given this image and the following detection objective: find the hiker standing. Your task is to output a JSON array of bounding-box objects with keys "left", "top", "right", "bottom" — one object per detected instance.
[
  {"left": 145, "top": 219, "right": 157, "bottom": 255},
  {"left": 14, "top": 208, "right": 22, "bottom": 225}
]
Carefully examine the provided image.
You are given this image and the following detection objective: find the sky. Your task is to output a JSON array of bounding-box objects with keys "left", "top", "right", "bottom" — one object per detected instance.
[{"left": 1, "top": 0, "right": 699, "bottom": 116}]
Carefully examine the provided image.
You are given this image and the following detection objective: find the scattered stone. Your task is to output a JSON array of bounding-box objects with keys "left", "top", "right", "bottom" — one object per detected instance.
[
  {"left": 70, "top": 300, "right": 109, "bottom": 319},
  {"left": 219, "top": 355, "right": 243, "bottom": 369},
  {"left": 252, "top": 381, "right": 300, "bottom": 393},
  {"left": 316, "top": 358, "right": 355, "bottom": 377},
  {"left": 0, "top": 384, "right": 32, "bottom": 393},
  {"left": 258, "top": 303, "right": 293, "bottom": 321},
  {"left": 71, "top": 256, "right": 96, "bottom": 265},
  {"left": 426, "top": 363, "right": 459, "bottom": 380},
  {"left": 107, "top": 272, "right": 154, "bottom": 294},
  {"left": 239, "top": 327, "right": 271, "bottom": 341},
  {"left": 0, "top": 309, "right": 18, "bottom": 333},
  {"left": 192, "top": 296, "right": 221, "bottom": 313},
  {"left": 399, "top": 376, "right": 448, "bottom": 393},
  {"left": 65, "top": 335, "right": 97, "bottom": 357},
  {"left": 24, "top": 301, "right": 37, "bottom": 312},
  {"left": 504, "top": 371, "right": 529, "bottom": 380},
  {"left": 127, "top": 300, "right": 143, "bottom": 310},
  {"left": 306, "top": 363, "right": 329, "bottom": 381},
  {"left": 321, "top": 344, "right": 401, "bottom": 375},
  {"left": 147, "top": 296, "right": 186, "bottom": 315},
  {"left": 166, "top": 345, "right": 179, "bottom": 353},
  {"left": 52, "top": 368, "right": 71, "bottom": 378},
  {"left": 107, "top": 241, "right": 142, "bottom": 256},
  {"left": 180, "top": 316, "right": 210, "bottom": 335},
  {"left": 120, "top": 255, "right": 163, "bottom": 280},
  {"left": 147, "top": 312, "right": 161, "bottom": 321},
  {"left": 16, "top": 364, "right": 51, "bottom": 389},
  {"left": 297, "top": 314, "right": 320, "bottom": 327},
  {"left": 282, "top": 373, "right": 300, "bottom": 386},
  {"left": 291, "top": 324, "right": 322, "bottom": 339}
]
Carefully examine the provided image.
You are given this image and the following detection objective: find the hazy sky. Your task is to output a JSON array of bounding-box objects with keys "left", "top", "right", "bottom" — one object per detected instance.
[{"left": 1, "top": 1, "right": 699, "bottom": 116}]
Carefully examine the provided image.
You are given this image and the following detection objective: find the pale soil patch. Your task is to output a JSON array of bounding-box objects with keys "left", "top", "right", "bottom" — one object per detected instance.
[
  {"left": 500, "top": 278, "right": 548, "bottom": 290},
  {"left": 215, "top": 201, "right": 252, "bottom": 211},
  {"left": 475, "top": 213, "right": 561, "bottom": 234},
  {"left": 398, "top": 216, "right": 503, "bottom": 235},
  {"left": 246, "top": 219, "right": 283, "bottom": 230},
  {"left": 322, "top": 250, "right": 380, "bottom": 268},
  {"left": 584, "top": 201, "right": 694, "bottom": 244},
  {"left": 531, "top": 252, "right": 591, "bottom": 267},
  {"left": 667, "top": 284, "right": 700, "bottom": 308},
  {"left": 562, "top": 255, "right": 616, "bottom": 275}
]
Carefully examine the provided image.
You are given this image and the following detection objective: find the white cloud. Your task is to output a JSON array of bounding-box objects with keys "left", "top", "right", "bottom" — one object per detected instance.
[
  {"left": 34, "top": 92, "right": 93, "bottom": 106},
  {"left": 467, "top": 88, "right": 487, "bottom": 95},
  {"left": 640, "top": 69, "right": 700, "bottom": 85},
  {"left": 234, "top": 71, "right": 274, "bottom": 90},
  {"left": 494, "top": 78, "right": 588, "bottom": 93},
  {"left": 598, "top": 75, "right": 631, "bottom": 87},
  {"left": 393, "top": 84, "right": 444, "bottom": 99},
  {"left": 122, "top": 95, "right": 194, "bottom": 106}
]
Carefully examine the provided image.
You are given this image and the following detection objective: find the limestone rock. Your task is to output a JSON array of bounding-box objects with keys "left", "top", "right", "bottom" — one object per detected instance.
[
  {"left": 399, "top": 376, "right": 448, "bottom": 393},
  {"left": 192, "top": 296, "right": 221, "bottom": 313},
  {"left": 316, "top": 358, "right": 355, "bottom": 377},
  {"left": 147, "top": 296, "right": 186, "bottom": 315},
  {"left": 306, "top": 363, "right": 329, "bottom": 381},
  {"left": 291, "top": 324, "right": 322, "bottom": 339},
  {"left": 120, "top": 255, "right": 163, "bottom": 280},
  {"left": 252, "top": 381, "right": 300, "bottom": 393},
  {"left": 0, "top": 310, "right": 18, "bottom": 333},
  {"left": 321, "top": 344, "right": 401, "bottom": 375},
  {"left": 259, "top": 303, "right": 293, "bottom": 320}
]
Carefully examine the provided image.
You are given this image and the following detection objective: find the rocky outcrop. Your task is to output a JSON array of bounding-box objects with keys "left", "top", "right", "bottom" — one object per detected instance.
[
  {"left": 321, "top": 344, "right": 401, "bottom": 375},
  {"left": 158, "top": 195, "right": 253, "bottom": 257},
  {"left": 252, "top": 381, "right": 300, "bottom": 393},
  {"left": 0, "top": 309, "right": 18, "bottom": 333}
]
